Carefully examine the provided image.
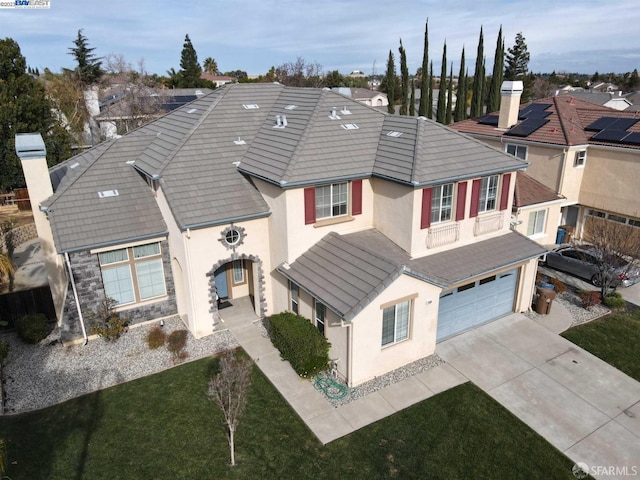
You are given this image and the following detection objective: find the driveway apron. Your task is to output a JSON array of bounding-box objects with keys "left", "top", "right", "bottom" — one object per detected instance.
[{"left": 437, "top": 313, "right": 640, "bottom": 480}]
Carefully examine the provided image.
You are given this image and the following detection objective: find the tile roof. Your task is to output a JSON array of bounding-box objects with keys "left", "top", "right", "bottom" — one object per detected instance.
[
  {"left": 278, "top": 228, "right": 547, "bottom": 321},
  {"left": 451, "top": 95, "right": 640, "bottom": 150},
  {"left": 514, "top": 172, "right": 564, "bottom": 208}
]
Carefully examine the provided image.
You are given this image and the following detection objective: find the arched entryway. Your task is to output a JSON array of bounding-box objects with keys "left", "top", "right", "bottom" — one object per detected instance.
[{"left": 207, "top": 254, "right": 266, "bottom": 325}]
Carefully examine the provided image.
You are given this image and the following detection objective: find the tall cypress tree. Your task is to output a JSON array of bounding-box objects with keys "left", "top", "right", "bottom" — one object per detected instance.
[
  {"left": 418, "top": 19, "right": 429, "bottom": 116},
  {"left": 486, "top": 26, "right": 504, "bottom": 112},
  {"left": 446, "top": 64, "right": 453, "bottom": 125},
  {"left": 470, "top": 26, "right": 485, "bottom": 118},
  {"left": 427, "top": 61, "right": 434, "bottom": 119},
  {"left": 409, "top": 79, "right": 416, "bottom": 116},
  {"left": 454, "top": 47, "right": 467, "bottom": 122},
  {"left": 436, "top": 42, "right": 447, "bottom": 124},
  {"left": 385, "top": 50, "right": 396, "bottom": 114},
  {"left": 399, "top": 39, "right": 409, "bottom": 115}
]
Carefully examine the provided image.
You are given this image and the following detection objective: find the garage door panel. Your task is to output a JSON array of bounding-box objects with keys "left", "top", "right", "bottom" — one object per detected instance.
[{"left": 437, "top": 269, "right": 517, "bottom": 342}]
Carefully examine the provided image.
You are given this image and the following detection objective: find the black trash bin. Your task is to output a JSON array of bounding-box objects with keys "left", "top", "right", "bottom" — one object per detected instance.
[{"left": 535, "top": 287, "right": 556, "bottom": 315}]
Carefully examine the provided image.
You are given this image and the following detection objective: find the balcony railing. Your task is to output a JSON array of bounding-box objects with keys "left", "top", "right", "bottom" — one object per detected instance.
[
  {"left": 426, "top": 222, "right": 460, "bottom": 248},
  {"left": 474, "top": 211, "right": 504, "bottom": 236}
]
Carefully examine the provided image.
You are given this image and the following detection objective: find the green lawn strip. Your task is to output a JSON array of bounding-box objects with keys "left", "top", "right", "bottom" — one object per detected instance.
[
  {"left": 561, "top": 310, "right": 640, "bottom": 381},
  {"left": 0, "top": 356, "right": 577, "bottom": 479}
]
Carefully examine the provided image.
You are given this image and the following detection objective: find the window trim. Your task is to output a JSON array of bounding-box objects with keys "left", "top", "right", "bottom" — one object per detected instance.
[
  {"left": 381, "top": 299, "right": 411, "bottom": 348},
  {"left": 479, "top": 175, "right": 499, "bottom": 213},
  {"left": 315, "top": 300, "right": 325, "bottom": 335},
  {"left": 232, "top": 259, "right": 245, "bottom": 285},
  {"left": 506, "top": 144, "right": 528, "bottom": 161},
  {"left": 430, "top": 183, "right": 454, "bottom": 224},
  {"left": 574, "top": 150, "right": 587, "bottom": 168},
  {"left": 290, "top": 282, "right": 299, "bottom": 315},
  {"left": 315, "top": 182, "right": 348, "bottom": 220},
  {"left": 527, "top": 209, "right": 547, "bottom": 237}
]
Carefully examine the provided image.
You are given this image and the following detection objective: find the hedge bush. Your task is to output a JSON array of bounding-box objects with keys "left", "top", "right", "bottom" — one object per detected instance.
[
  {"left": 15, "top": 314, "right": 50, "bottom": 344},
  {"left": 146, "top": 326, "right": 167, "bottom": 350},
  {"left": 167, "top": 330, "right": 188, "bottom": 364},
  {"left": 603, "top": 291, "right": 626, "bottom": 310},
  {"left": 578, "top": 290, "right": 602, "bottom": 310},
  {"left": 268, "top": 312, "right": 330, "bottom": 378}
]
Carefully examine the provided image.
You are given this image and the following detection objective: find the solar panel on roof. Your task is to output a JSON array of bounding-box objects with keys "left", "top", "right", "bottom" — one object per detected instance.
[
  {"left": 478, "top": 115, "right": 499, "bottom": 126},
  {"left": 519, "top": 103, "right": 552, "bottom": 120},
  {"left": 505, "top": 118, "right": 549, "bottom": 137},
  {"left": 585, "top": 117, "right": 640, "bottom": 132},
  {"left": 622, "top": 132, "right": 640, "bottom": 146},
  {"left": 591, "top": 129, "right": 630, "bottom": 142}
]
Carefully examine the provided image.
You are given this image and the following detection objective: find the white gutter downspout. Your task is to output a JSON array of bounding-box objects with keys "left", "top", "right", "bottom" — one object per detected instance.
[
  {"left": 64, "top": 252, "right": 88, "bottom": 345},
  {"left": 558, "top": 149, "right": 568, "bottom": 199}
]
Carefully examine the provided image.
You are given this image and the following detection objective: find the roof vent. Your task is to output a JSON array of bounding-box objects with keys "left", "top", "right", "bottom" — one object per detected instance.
[
  {"left": 98, "top": 190, "right": 119, "bottom": 198},
  {"left": 243, "top": 104, "right": 259, "bottom": 110},
  {"left": 273, "top": 115, "right": 286, "bottom": 129},
  {"left": 232, "top": 161, "right": 241, "bottom": 167},
  {"left": 282, "top": 115, "right": 288, "bottom": 127},
  {"left": 234, "top": 137, "right": 246, "bottom": 145},
  {"left": 195, "top": 90, "right": 203, "bottom": 95},
  {"left": 340, "top": 106, "right": 351, "bottom": 115},
  {"left": 70, "top": 161, "right": 81, "bottom": 169},
  {"left": 125, "top": 160, "right": 135, "bottom": 165},
  {"left": 187, "top": 108, "right": 197, "bottom": 114},
  {"left": 285, "top": 104, "right": 297, "bottom": 110},
  {"left": 386, "top": 131, "right": 403, "bottom": 137},
  {"left": 329, "top": 107, "right": 341, "bottom": 120},
  {"left": 341, "top": 123, "right": 359, "bottom": 130}
]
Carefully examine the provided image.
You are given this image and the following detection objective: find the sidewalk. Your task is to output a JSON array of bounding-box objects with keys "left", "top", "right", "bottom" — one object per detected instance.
[{"left": 219, "top": 298, "right": 466, "bottom": 444}]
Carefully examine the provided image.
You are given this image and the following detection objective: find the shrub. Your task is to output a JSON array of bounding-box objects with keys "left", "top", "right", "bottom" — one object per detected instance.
[
  {"left": 88, "top": 297, "right": 130, "bottom": 342},
  {"left": 147, "top": 325, "right": 167, "bottom": 349},
  {"left": 167, "top": 330, "right": 188, "bottom": 363},
  {"left": 550, "top": 277, "right": 567, "bottom": 294},
  {"left": 578, "top": 290, "right": 602, "bottom": 310},
  {"left": 268, "top": 312, "right": 331, "bottom": 378},
  {"left": 14, "top": 314, "right": 50, "bottom": 344},
  {"left": 603, "top": 291, "right": 626, "bottom": 310}
]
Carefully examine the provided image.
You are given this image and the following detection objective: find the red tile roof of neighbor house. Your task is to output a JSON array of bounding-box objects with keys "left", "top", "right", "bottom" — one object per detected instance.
[
  {"left": 514, "top": 172, "right": 563, "bottom": 208},
  {"left": 452, "top": 95, "right": 640, "bottom": 149}
]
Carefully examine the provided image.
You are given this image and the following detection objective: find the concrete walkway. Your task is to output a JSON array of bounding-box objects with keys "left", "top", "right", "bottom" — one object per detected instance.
[
  {"left": 218, "top": 297, "right": 466, "bottom": 444},
  {"left": 437, "top": 312, "right": 640, "bottom": 480}
]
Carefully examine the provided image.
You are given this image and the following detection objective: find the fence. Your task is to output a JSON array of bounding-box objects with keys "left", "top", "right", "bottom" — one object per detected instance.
[{"left": 0, "top": 286, "right": 56, "bottom": 325}]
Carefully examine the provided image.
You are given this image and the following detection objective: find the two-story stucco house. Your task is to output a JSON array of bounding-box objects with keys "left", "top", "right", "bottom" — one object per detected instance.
[
  {"left": 452, "top": 81, "right": 640, "bottom": 247},
  {"left": 18, "top": 83, "right": 545, "bottom": 387}
]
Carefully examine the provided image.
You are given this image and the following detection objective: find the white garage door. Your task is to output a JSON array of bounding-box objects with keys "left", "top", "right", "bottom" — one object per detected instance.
[{"left": 436, "top": 269, "right": 518, "bottom": 342}]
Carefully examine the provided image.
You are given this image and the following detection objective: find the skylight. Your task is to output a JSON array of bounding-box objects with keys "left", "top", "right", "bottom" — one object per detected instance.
[
  {"left": 285, "top": 105, "right": 298, "bottom": 110},
  {"left": 341, "top": 124, "right": 359, "bottom": 130},
  {"left": 387, "top": 131, "right": 403, "bottom": 137},
  {"left": 98, "top": 190, "right": 119, "bottom": 198},
  {"left": 187, "top": 108, "right": 197, "bottom": 114},
  {"left": 70, "top": 162, "right": 80, "bottom": 169},
  {"left": 243, "top": 104, "right": 259, "bottom": 110}
]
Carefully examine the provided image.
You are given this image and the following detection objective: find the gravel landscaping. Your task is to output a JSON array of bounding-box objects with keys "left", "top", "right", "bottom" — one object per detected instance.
[
  {"left": 524, "top": 290, "right": 610, "bottom": 326},
  {"left": 1, "top": 316, "right": 238, "bottom": 414}
]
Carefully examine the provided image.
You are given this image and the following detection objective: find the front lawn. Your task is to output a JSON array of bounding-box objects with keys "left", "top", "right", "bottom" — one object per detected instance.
[
  {"left": 0, "top": 355, "right": 578, "bottom": 479},
  {"left": 561, "top": 310, "right": 640, "bottom": 381}
]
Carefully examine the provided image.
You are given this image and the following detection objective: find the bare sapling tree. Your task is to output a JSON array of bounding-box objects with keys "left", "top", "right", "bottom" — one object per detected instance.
[
  {"left": 207, "top": 350, "right": 253, "bottom": 466},
  {"left": 582, "top": 215, "right": 640, "bottom": 298}
]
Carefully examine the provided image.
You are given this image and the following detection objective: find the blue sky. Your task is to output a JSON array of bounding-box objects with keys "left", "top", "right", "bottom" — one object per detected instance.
[{"left": 1, "top": 0, "right": 639, "bottom": 76}]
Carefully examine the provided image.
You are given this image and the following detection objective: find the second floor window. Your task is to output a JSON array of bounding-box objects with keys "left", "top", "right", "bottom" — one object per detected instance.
[
  {"left": 574, "top": 150, "right": 587, "bottom": 167},
  {"left": 479, "top": 175, "right": 499, "bottom": 212},
  {"left": 506, "top": 144, "right": 527, "bottom": 160},
  {"left": 315, "top": 182, "right": 347, "bottom": 219},
  {"left": 431, "top": 183, "right": 453, "bottom": 224}
]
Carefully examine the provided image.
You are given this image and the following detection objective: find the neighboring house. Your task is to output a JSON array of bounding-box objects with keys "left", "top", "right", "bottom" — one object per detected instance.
[
  {"left": 512, "top": 172, "right": 564, "bottom": 244},
  {"left": 17, "top": 83, "right": 545, "bottom": 387},
  {"left": 200, "top": 73, "right": 237, "bottom": 87},
  {"left": 452, "top": 81, "right": 640, "bottom": 247},
  {"left": 331, "top": 87, "right": 388, "bottom": 107},
  {"left": 560, "top": 91, "right": 631, "bottom": 111},
  {"left": 347, "top": 70, "right": 367, "bottom": 79}
]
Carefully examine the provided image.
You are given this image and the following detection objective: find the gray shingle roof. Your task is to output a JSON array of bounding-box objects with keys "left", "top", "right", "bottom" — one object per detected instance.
[{"left": 279, "top": 229, "right": 547, "bottom": 320}]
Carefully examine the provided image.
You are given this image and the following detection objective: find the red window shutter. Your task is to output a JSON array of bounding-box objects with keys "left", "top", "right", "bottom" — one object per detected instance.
[
  {"left": 304, "top": 187, "right": 316, "bottom": 224},
  {"left": 455, "top": 181, "right": 467, "bottom": 221},
  {"left": 352, "top": 179, "right": 363, "bottom": 215},
  {"left": 420, "top": 187, "right": 432, "bottom": 229},
  {"left": 470, "top": 179, "right": 481, "bottom": 218},
  {"left": 499, "top": 173, "right": 511, "bottom": 211}
]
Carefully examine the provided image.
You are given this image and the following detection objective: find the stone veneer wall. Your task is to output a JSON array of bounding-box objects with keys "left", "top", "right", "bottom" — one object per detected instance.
[{"left": 61, "top": 239, "right": 177, "bottom": 343}]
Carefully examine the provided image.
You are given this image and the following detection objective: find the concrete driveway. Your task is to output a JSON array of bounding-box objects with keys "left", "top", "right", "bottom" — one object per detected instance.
[{"left": 437, "top": 314, "right": 640, "bottom": 480}]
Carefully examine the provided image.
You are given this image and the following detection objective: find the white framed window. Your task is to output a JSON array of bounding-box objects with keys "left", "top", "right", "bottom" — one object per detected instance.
[
  {"left": 607, "top": 214, "right": 626, "bottom": 224},
  {"left": 431, "top": 183, "right": 453, "bottom": 224},
  {"left": 574, "top": 150, "right": 587, "bottom": 167},
  {"left": 527, "top": 209, "right": 547, "bottom": 236},
  {"left": 506, "top": 144, "right": 527, "bottom": 161},
  {"left": 232, "top": 259, "right": 245, "bottom": 284},
  {"left": 587, "top": 209, "right": 606, "bottom": 218},
  {"left": 98, "top": 242, "right": 166, "bottom": 306},
  {"left": 381, "top": 300, "right": 410, "bottom": 347},
  {"left": 479, "top": 175, "right": 499, "bottom": 213},
  {"left": 628, "top": 219, "right": 640, "bottom": 228},
  {"left": 290, "top": 282, "right": 299, "bottom": 315},
  {"left": 315, "top": 301, "right": 325, "bottom": 335},
  {"left": 315, "top": 182, "right": 348, "bottom": 220}
]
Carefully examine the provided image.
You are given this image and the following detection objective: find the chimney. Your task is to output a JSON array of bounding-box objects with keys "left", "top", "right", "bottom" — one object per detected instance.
[
  {"left": 498, "top": 81, "right": 523, "bottom": 129},
  {"left": 15, "top": 133, "right": 66, "bottom": 321}
]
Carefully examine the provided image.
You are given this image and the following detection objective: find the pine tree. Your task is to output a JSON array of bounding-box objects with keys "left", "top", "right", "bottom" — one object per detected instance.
[
  {"left": 68, "top": 29, "right": 103, "bottom": 86},
  {"left": 427, "top": 61, "right": 434, "bottom": 119},
  {"left": 436, "top": 43, "right": 447, "bottom": 124},
  {"left": 399, "top": 39, "right": 409, "bottom": 115},
  {"left": 486, "top": 26, "right": 504, "bottom": 112},
  {"left": 454, "top": 48, "right": 467, "bottom": 122},
  {"left": 446, "top": 64, "right": 453, "bottom": 125},
  {"left": 470, "top": 27, "right": 485, "bottom": 118},
  {"left": 178, "top": 34, "right": 203, "bottom": 87},
  {"left": 504, "top": 32, "right": 530, "bottom": 80},
  {"left": 385, "top": 50, "right": 396, "bottom": 114},
  {"left": 409, "top": 79, "right": 416, "bottom": 116},
  {"left": 418, "top": 19, "right": 429, "bottom": 117}
]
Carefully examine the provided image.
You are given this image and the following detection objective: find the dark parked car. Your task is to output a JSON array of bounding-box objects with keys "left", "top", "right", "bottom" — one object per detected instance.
[{"left": 545, "top": 246, "right": 640, "bottom": 288}]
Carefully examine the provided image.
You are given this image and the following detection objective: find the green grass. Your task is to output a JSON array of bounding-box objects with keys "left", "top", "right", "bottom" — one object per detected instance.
[
  {"left": 561, "top": 309, "right": 640, "bottom": 381},
  {"left": 0, "top": 355, "right": 578, "bottom": 479}
]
